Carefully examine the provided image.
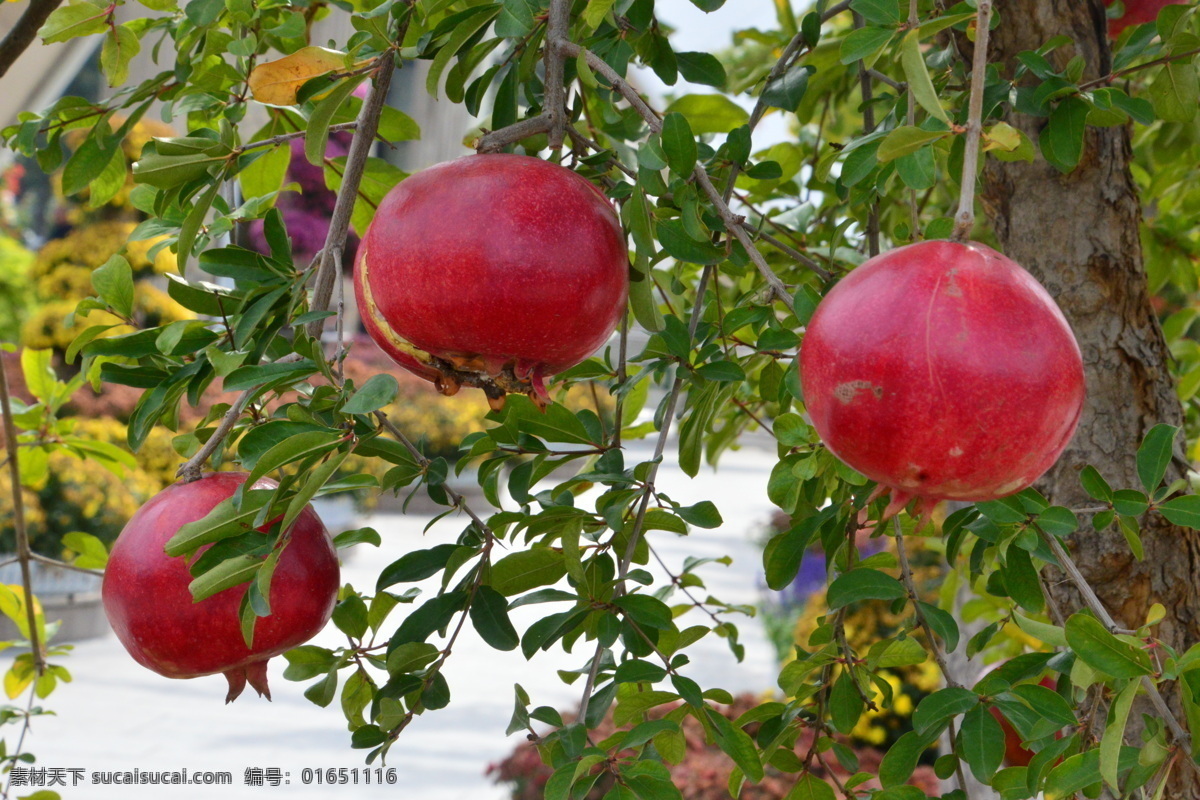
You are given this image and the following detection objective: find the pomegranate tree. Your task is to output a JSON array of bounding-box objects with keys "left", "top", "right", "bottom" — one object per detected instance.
[
  {"left": 799, "top": 240, "right": 1085, "bottom": 516},
  {"left": 102, "top": 473, "right": 340, "bottom": 702},
  {"left": 353, "top": 153, "right": 629, "bottom": 409}
]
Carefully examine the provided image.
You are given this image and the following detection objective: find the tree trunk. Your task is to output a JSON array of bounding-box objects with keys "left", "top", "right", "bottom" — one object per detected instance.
[{"left": 980, "top": 1, "right": 1200, "bottom": 795}]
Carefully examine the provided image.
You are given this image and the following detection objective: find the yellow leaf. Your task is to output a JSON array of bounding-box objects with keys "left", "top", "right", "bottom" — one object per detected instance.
[
  {"left": 4, "top": 667, "right": 32, "bottom": 699},
  {"left": 248, "top": 46, "right": 351, "bottom": 106},
  {"left": 0, "top": 584, "right": 44, "bottom": 642}
]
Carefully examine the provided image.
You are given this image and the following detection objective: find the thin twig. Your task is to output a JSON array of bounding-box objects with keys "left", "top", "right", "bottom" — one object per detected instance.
[
  {"left": 0, "top": 354, "right": 45, "bottom": 675},
  {"left": 176, "top": 352, "right": 304, "bottom": 481},
  {"left": 854, "top": 12, "right": 880, "bottom": 257},
  {"left": 1039, "top": 529, "right": 1200, "bottom": 779},
  {"left": 476, "top": 115, "right": 552, "bottom": 152},
  {"left": 580, "top": 267, "right": 713, "bottom": 720},
  {"left": 239, "top": 122, "right": 358, "bottom": 153},
  {"left": 30, "top": 552, "right": 103, "bottom": 577},
  {"left": 951, "top": 2, "right": 992, "bottom": 242},
  {"left": 1078, "top": 45, "right": 1200, "bottom": 90},
  {"left": 308, "top": 51, "right": 396, "bottom": 339},
  {"left": 894, "top": 517, "right": 961, "bottom": 688}
]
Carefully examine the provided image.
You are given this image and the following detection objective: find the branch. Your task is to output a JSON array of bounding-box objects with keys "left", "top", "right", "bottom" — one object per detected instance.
[
  {"left": 0, "top": 0, "right": 67, "bottom": 80},
  {"left": 307, "top": 50, "right": 396, "bottom": 339},
  {"left": 853, "top": 12, "right": 880, "bottom": 257},
  {"left": 1038, "top": 529, "right": 1200, "bottom": 781},
  {"left": 894, "top": 517, "right": 961, "bottom": 688},
  {"left": 1078, "top": 45, "right": 1200, "bottom": 91},
  {"left": 951, "top": 1, "right": 992, "bottom": 242},
  {"left": 475, "top": 114, "right": 552, "bottom": 152},
  {"left": 0, "top": 354, "right": 45, "bottom": 675},
  {"left": 562, "top": 41, "right": 809, "bottom": 305},
  {"left": 543, "top": 0, "right": 571, "bottom": 150},
  {"left": 579, "top": 266, "right": 713, "bottom": 722},
  {"left": 239, "top": 122, "right": 358, "bottom": 153},
  {"left": 176, "top": 353, "right": 303, "bottom": 481}
]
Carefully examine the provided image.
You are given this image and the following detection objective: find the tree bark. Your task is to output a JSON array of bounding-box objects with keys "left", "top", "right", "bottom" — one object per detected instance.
[{"left": 980, "top": 1, "right": 1200, "bottom": 795}]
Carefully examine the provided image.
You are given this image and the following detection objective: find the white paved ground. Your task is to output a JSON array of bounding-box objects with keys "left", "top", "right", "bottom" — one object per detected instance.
[{"left": 32, "top": 442, "right": 779, "bottom": 799}]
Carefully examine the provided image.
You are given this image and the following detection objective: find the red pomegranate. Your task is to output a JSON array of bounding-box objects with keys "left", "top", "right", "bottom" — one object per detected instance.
[
  {"left": 799, "top": 240, "right": 1085, "bottom": 517},
  {"left": 102, "top": 473, "right": 340, "bottom": 702},
  {"left": 354, "top": 153, "right": 629, "bottom": 409},
  {"left": 1107, "top": 0, "right": 1183, "bottom": 36}
]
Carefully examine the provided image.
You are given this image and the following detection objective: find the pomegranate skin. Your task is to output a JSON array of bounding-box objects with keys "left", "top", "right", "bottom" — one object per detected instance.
[
  {"left": 1107, "top": 0, "right": 1183, "bottom": 36},
  {"left": 102, "top": 473, "right": 339, "bottom": 702},
  {"left": 799, "top": 240, "right": 1085, "bottom": 507},
  {"left": 355, "top": 153, "right": 629, "bottom": 401}
]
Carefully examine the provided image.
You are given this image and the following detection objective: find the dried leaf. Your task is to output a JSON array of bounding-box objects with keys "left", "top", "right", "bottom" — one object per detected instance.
[{"left": 248, "top": 47, "right": 352, "bottom": 106}]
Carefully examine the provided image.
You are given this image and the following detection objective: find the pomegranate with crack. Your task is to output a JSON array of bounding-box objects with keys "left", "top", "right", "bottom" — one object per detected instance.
[
  {"left": 354, "top": 153, "right": 629, "bottom": 409},
  {"left": 102, "top": 472, "right": 339, "bottom": 702},
  {"left": 799, "top": 240, "right": 1085, "bottom": 517}
]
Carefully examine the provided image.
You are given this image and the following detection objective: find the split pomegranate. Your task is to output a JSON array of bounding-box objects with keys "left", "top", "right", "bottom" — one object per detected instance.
[
  {"left": 1107, "top": 0, "right": 1183, "bottom": 36},
  {"left": 102, "top": 472, "right": 340, "bottom": 702},
  {"left": 799, "top": 240, "right": 1085, "bottom": 516},
  {"left": 354, "top": 153, "right": 629, "bottom": 409}
]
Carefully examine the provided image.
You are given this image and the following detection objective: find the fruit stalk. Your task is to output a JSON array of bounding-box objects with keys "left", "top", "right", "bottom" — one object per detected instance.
[
  {"left": 951, "top": 0, "right": 993, "bottom": 242},
  {"left": 0, "top": 353, "right": 45, "bottom": 675}
]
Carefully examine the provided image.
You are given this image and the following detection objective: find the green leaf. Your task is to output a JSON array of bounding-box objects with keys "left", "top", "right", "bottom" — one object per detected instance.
[
  {"left": 912, "top": 687, "right": 979, "bottom": 735},
  {"left": 829, "top": 670, "right": 864, "bottom": 734},
  {"left": 1160, "top": 494, "right": 1200, "bottom": 528},
  {"left": 1041, "top": 97, "right": 1090, "bottom": 173},
  {"left": 879, "top": 730, "right": 931, "bottom": 788},
  {"left": 1080, "top": 465, "right": 1113, "bottom": 502},
  {"left": 657, "top": 219, "right": 726, "bottom": 265},
  {"left": 852, "top": 0, "right": 902, "bottom": 26},
  {"left": 385, "top": 642, "right": 439, "bottom": 676},
  {"left": 470, "top": 585, "right": 520, "bottom": 651},
  {"left": 1099, "top": 678, "right": 1138, "bottom": 790},
  {"left": 342, "top": 374, "right": 399, "bottom": 415},
  {"left": 1112, "top": 489, "right": 1149, "bottom": 517},
  {"left": 392, "top": 591, "right": 468, "bottom": 646},
  {"left": 839, "top": 26, "right": 894, "bottom": 67},
  {"left": 491, "top": 549, "right": 567, "bottom": 596},
  {"left": 917, "top": 601, "right": 960, "bottom": 652},
  {"left": 582, "top": 0, "right": 617, "bottom": 30},
  {"left": 39, "top": 0, "right": 110, "bottom": 43},
  {"left": 960, "top": 704, "right": 1005, "bottom": 782},
  {"left": 900, "top": 31, "right": 951, "bottom": 124},
  {"left": 1043, "top": 750, "right": 1101, "bottom": 800},
  {"left": 63, "top": 531, "right": 109, "bottom": 569},
  {"left": 305, "top": 77, "right": 366, "bottom": 167},
  {"left": 1065, "top": 613, "right": 1152, "bottom": 678},
  {"left": 222, "top": 360, "right": 318, "bottom": 392},
  {"left": 762, "top": 65, "right": 813, "bottom": 112},
  {"left": 189, "top": 554, "right": 262, "bottom": 602},
  {"left": 100, "top": 23, "right": 140, "bottom": 87},
  {"left": 495, "top": 0, "right": 536, "bottom": 37},
  {"left": 678, "top": 501, "right": 722, "bottom": 529},
  {"left": 785, "top": 774, "right": 836, "bottom": 800},
  {"left": 826, "top": 568, "right": 906, "bottom": 609},
  {"left": 376, "top": 544, "right": 460, "bottom": 587},
  {"left": 239, "top": 142, "right": 291, "bottom": 200},
  {"left": 614, "top": 594, "right": 674, "bottom": 631},
  {"left": 676, "top": 51, "right": 726, "bottom": 88},
  {"left": 245, "top": 430, "right": 342, "bottom": 489},
  {"left": 706, "top": 708, "right": 763, "bottom": 783},
  {"left": 1148, "top": 58, "right": 1199, "bottom": 123},
  {"left": 1136, "top": 423, "right": 1178, "bottom": 493},
  {"left": 660, "top": 113, "right": 698, "bottom": 177},
  {"left": 877, "top": 126, "right": 947, "bottom": 162},
  {"left": 164, "top": 490, "right": 275, "bottom": 557},
  {"left": 664, "top": 94, "right": 750, "bottom": 134}
]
